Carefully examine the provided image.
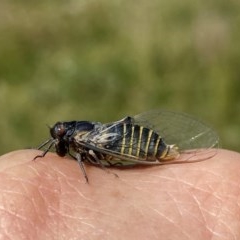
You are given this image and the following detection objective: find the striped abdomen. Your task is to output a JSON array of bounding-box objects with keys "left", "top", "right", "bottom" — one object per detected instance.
[{"left": 106, "top": 123, "right": 177, "bottom": 161}]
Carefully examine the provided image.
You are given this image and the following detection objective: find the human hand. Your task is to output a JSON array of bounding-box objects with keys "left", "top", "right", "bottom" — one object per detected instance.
[{"left": 0, "top": 149, "right": 239, "bottom": 240}]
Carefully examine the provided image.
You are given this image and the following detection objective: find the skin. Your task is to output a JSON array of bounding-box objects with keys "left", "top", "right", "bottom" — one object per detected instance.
[{"left": 0, "top": 149, "right": 240, "bottom": 240}]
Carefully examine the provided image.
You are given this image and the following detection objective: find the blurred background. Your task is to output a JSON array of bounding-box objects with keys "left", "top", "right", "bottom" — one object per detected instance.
[{"left": 0, "top": 0, "right": 239, "bottom": 155}]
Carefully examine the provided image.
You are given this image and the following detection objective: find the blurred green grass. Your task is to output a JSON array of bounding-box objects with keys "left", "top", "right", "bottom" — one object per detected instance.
[{"left": 0, "top": 0, "right": 240, "bottom": 154}]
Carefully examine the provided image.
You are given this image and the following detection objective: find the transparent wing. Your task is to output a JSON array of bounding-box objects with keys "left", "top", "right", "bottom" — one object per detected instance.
[
  {"left": 133, "top": 110, "right": 219, "bottom": 162},
  {"left": 77, "top": 110, "right": 219, "bottom": 165}
]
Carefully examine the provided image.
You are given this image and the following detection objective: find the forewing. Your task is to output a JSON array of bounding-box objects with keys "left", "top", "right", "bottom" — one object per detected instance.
[
  {"left": 76, "top": 110, "right": 219, "bottom": 165},
  {"left": 133, "top": 110, "right": 219, "bottom": 161}
]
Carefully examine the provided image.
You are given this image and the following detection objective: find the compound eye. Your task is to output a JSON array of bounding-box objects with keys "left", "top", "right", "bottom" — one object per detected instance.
[
  {"left": 56, "top": 124, "right": 65, "bottom": 136},
  {"left": 50, "top": 122, "right": 66, "bottom": 138}
]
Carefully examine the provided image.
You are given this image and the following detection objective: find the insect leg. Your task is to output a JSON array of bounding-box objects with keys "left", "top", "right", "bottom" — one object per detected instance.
[
  {"left": 88, "top": 150, "right": 119, "bottom": 178},
  {"left": 36, "top": 138, "right": 53, "bottom": 150},
  {"left": 76, "top": 153, "right": 89, "bottom": 183},
  {"left": 104, "top": 160, "right": 124, "bottom": 167},
  {"left": 33, "top": 140, "right": 55, "bottom": 160}
]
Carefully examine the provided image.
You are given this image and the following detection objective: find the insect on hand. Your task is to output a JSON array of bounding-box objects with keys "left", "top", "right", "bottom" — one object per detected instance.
[{"left": 34, "top": 110, "right": 219, "bottom": 183}]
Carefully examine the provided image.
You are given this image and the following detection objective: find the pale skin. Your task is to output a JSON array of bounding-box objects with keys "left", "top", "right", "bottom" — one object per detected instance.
[{"left": 0, "top": 149, "right": 240, "bottom": 240}]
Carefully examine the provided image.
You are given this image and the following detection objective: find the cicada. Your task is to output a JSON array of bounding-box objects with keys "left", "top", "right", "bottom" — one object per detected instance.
[{"left": 34, "top": 110, "right": 219, "bottom": 182}]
